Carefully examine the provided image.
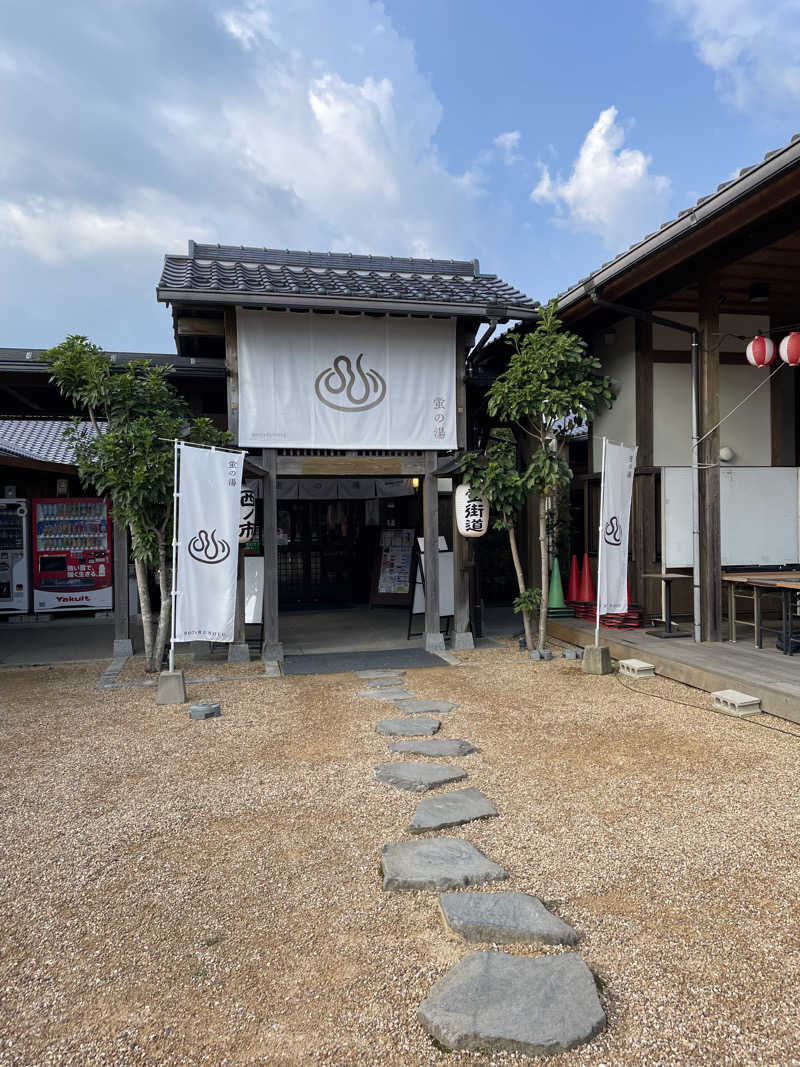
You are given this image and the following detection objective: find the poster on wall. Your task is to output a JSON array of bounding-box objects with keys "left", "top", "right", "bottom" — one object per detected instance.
[
  {"left": 370, "top": 527, "right": 414, "bottom": 605},
  {"left": 236, "top": 309, "right": 456, "bottom": 449}
]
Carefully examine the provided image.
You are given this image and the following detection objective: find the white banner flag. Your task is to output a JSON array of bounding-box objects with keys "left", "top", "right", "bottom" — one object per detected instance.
[
  {"left": 597, "top": 440, "right": 638, "bottom": 615},
  {"left": 236, "top": 309, "right": 456, "bottom": 449},
  {"left": 174, "top": 443, "right": 244, "bottom": 643}
]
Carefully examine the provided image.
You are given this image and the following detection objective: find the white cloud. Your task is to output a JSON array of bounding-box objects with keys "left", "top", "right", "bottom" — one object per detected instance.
[
  {"left": 493, "top": 130, "right": 521, "bottom": 165},
  {"left": 655, "top": 0, "right": 800, "bottom": 113},
  {"left": 531, "top": 107, "right": 672, "bottom": 252}
]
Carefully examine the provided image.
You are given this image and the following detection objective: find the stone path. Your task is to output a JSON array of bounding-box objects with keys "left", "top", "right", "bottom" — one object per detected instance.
[
  {"left": 388, "top": 738, "right": 477, "bottom": 757},
  {"left": 409, "top": 788, "right": 497, "bottom": 834},
  {"left": 381, "top": 838, "right": 508, "bottom": 891},
  {"left": 417, "top": 952, "right": 605, "bottom": 1056},
  {"left": 361, "top": 662, "right": 606, "bottom": 1057},
  {"left": 375, "top": 761, "right": 466, "bottom": 792},
  {"left": 438, "top": 891, "right": 578, "bottom": 946},
  {"left": 375, "top": 716, "right": 440, "bottom": 737}
]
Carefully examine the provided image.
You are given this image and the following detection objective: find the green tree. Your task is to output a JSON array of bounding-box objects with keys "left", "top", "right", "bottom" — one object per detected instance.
[
  {"left": 463, "top": 301, "right": 614, "bottom": 650},
  {"left": 45, "top": 335, "right": 230, "bottom": 673},
  {"left": 460, "top": 430, "right": 541, "bottom": 650}
]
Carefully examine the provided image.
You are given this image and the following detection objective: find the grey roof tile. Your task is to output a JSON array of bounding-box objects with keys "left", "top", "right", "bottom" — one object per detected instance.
[
  {"left": 0, "top": 419, "right": 99, "bottom": 466},
  {"left": 158, "top": 243, "right": 537, "bottom": 313}
]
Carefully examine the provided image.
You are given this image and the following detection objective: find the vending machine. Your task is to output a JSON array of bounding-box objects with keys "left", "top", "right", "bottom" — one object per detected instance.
[
  {"left": 0, "top": 498, "right": 31, "bottom": 613},
  {"left": 32, "top": 497, "right": 113, "bottom": 611}
]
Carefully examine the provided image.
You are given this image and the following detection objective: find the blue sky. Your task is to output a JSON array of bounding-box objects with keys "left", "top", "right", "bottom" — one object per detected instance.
[{"left": 1, "top": 0, "right": 798, "bottom": 353}]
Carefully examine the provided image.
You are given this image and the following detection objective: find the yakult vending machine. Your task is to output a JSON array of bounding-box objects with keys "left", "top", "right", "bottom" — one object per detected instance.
[
  {"left": 32, "top": 497, "right": 113, "bottom": 611},
  {"left": 0, "top": 498, "right": 31, "bottom": 613}
]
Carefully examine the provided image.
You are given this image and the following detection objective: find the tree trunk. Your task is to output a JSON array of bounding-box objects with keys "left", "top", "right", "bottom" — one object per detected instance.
[
  {"left": 538, "top": 494, "right": 550, "bottom": 651},
  {"left": 508, "top": 525, "right": 533, "bottom": 651},
  {"left": 152, "top": 531, "right": 172, "bottom": 673},
  {"left": 131, "top": 528, "right": 155, "bottom": 672}
]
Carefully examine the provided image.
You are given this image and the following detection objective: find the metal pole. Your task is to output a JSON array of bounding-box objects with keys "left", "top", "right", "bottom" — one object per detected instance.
[
  {"left": 690, "top": 332, "right": 702, "bottom": 642},
  {"left": 595, "top": 436, "right": 607, "bottom": 647},
  {"left": 169, "top": 440, "right": 180, "bottom": 673}
]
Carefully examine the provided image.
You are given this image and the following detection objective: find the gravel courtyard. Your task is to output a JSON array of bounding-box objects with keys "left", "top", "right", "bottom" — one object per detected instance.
[{"left": 1, "top": 648, "right": 798, "bottom": 1066}]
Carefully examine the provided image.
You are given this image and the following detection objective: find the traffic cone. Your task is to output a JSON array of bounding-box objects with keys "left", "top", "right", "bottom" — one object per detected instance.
[
  {"left": 548, "top": 558, "right": 566, "bottom": 609},
  {"left": 578, "top": 552, "right": 595, "bottom": 603},
  {"left": 547, "top": 557, "right": 575, "bottom": 618},
  {"left": 566, "top": 554, "right": 580, "bottom": 603}
]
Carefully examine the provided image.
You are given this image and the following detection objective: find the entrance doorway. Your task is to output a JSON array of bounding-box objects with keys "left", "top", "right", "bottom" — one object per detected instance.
[{"left": 275, "top": 491, "right": 420, "bottom": 608}]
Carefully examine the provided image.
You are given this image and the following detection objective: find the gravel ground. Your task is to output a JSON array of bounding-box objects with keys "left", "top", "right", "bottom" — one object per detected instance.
[{"left": 1, "top": 647, "right": 799, "bottom": 1066}]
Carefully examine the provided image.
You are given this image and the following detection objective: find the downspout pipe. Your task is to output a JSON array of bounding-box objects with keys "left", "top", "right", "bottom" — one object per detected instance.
[{"left": 587, "top": 290, "right": 702, "bottom": 643}]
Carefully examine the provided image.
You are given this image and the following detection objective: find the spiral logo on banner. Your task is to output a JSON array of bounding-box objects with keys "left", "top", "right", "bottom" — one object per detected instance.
[
  {"left": 314, "top": 354, "right": 387, "bottom": 412},
  {"left": 188, "top": 528, "right": 231, "bottom": 565},
  {"left": 603, "top": 516, "right": 622, "bottom": 546}
]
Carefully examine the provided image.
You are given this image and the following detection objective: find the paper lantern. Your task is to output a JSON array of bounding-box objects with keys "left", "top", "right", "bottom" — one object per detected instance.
[
  {"left": 779, "top": 332, "right": 800, "bottom": 366},
  {"left": 455, "top": 483, "right": 489, "bottom": 538},
  {"left": 745, "top": 334, "right": 775, "bottom": 367}
]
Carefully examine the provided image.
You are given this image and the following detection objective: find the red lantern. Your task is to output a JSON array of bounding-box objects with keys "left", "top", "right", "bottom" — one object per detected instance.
[
  {"left": 779, "top": 332, "right": 800, "bottom": 366},
  {"left": 746, "top": 334, "right": 775, "bottom": 367}
]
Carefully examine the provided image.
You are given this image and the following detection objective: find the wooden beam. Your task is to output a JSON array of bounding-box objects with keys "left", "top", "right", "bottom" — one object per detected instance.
[
  {"left": 276, "top": 455, "right": 426, "bottom": 476},
  {"left": 634, "top": 319, "right": 654, "bottom": 467},
  {"left": 423, "top": 450, "right": 444, "bottom": 651},
  {"left": 698, "top": 277, "right": 722, "bottom": 642},
  {"left": 176, "top": 317, "right": 225, "bottom": 336},
  {"left": 261, "top": 448, "right": 283, "bottom": 663}
]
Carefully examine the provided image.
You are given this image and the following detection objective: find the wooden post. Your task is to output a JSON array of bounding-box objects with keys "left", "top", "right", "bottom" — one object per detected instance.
[
  {"left": 452, "top": 324, "right": 474, "bottom": 649},
  {"left": 112, "top": 520, "right": 132, "bottom": 657},
  {"left": 698, "top": 277, "right": 722, "bottom": 641},
  {"left": 423, "top": 449, "right": 444, "bottom": 651},
  {"left": 635, "top": 319, "right": 654, "bottom": 468},
  {"left": 225, "top": 307, "right": 249, "bottom": 662},
  {"left": 261, "top": 447, "right": 283, "bottom": 663}
]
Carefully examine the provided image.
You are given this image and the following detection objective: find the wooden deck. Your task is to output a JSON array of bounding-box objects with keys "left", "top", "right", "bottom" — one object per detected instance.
[{"left": 549, "top": 616, "right": 800, "bottom": 725}]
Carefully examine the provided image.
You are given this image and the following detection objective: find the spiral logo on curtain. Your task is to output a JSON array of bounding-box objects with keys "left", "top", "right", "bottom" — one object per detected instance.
[{"left": 314, "top": 354, "right": 387, "bottom": 412}]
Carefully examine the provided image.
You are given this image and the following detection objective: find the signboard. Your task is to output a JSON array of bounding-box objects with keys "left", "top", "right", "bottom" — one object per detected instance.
[
  {"left": 370, "top": 527, "right": 414, "bottom": 605},
  {"left": 236, "top": 309, "right": 456, "bottom": 449},
  {"left": 174, "top": 444, "right": 243, "bottom": 643},
  {"left": 597, "top": 440, "right": 637, "bottom": 615}
]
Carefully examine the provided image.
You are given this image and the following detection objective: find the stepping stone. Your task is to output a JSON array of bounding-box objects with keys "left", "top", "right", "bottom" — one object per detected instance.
[
  {"left": 410, "top": 788, "right": 497, "bottom": 834},
  {"left": 375, "top": 762, "right": 466, "bottom": 793},
  {"left": 358, "top": 688, "right": 415, "bottom": 702},
  {"left": 376, "top": 716, "right": 441, "bottom": 737},
  {"left": 438, "top": 891, "right": 578, "bottom": 946},
  {"left": 381, "top": 838, "right": 508, "bottom": 891},
  {"left": 388, "top": 738, "right": 477, "bottom": 758},
  {"left": 357, "top": 669, "right": 404, "bottom": 679},
  {"left": 394, "top": 699, "right": 455, "bottom": 715},
  {"left": 368, "top": 679, "right": 401, "bottom": 688},
  {"left": 417, "top": 951, "right": 605, "bottom": 1057}
]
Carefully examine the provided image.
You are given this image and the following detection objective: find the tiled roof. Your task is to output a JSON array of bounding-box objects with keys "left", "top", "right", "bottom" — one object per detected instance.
[
  {"left": 0, "top": 419, "right": 99, "bottom": 466},
  {"left": 158, "top": 242, "right": 538, "bottom": 316},
  {"left": 557, "top": 132, "right": 800, "bottom": 311}
]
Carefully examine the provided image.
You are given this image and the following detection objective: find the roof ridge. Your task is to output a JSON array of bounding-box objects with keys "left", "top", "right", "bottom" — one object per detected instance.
[{"left": 188, "top": 241, "right": 479, "bottom": 276}]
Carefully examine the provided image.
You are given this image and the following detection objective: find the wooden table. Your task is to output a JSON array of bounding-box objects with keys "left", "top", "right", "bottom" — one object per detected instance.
[
  {"left": 642, "top": 573, "right": 692, "bottom": 638},
  {"left": 722, "top": 570, "right": 800, "bottom": 655}
]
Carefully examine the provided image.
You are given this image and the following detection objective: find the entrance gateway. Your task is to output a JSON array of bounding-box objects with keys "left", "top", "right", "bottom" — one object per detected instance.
[{"left": 156, "top": 242, "right": 537, "bottom": 660}]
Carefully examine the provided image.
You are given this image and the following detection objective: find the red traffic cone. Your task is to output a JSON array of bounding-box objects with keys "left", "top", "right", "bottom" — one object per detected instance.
[
  {"left": 566, "top": 554, "right": 580, "bottom": 603},
  {"left": 578, "top": 552, "right": 595, "bottom": 603}
]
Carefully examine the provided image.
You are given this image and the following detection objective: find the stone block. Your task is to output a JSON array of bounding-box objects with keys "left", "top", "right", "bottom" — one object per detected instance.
[
  {"left": 112, "top": 638, "right": 133, "bottom": 658},
  {"left": 712, "top": 689, "right": 761, "bottom": 716},
  {"left": 581, "top": 645, "right": 612, "bottom": 675},
  {"left": 189, "top": 701, "right": 221, "bottom": 720},
  {"left": 409, "top": 788, "right": 498, "bottom": 833},
  {"left": 452, "top": 631, "right": 475, "bottom": 650},
  {"left": 375, "top": 761, "right": 467, "bottom": 793},
  {"left": 375, "top": 716, "right": 441, "bottom": 737},
  {"left": 619, "top": 658, "right": 656, "bottom": 679},
  {"left": 156, "top": 669, "right": 187, "bottom": 705},
  {"left": 227, "top": 643, "right": 250, "bottom": 664},
  {"left": 381, "top": 838, "right": 508, "bottom": 891},
  {"left": 438, "top": 891, "right": 578, "bottom": 946},
  {"left": 388, "top": 738, "right": 478, "bottom": 758}
]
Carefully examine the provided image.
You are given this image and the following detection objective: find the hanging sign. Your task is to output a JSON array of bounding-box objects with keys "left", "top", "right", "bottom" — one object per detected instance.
[
  {"left": 174, "top": 443, "right": 244, "bottom": 643},
  {"left": 597, "top": 441, "right": 638, "bottom": 614},
  {"left": 239, "top": 486, "right": 257, "bottom": 543},
  {"left": 455, "top": 483, "right": 490, "bottom": 538},
  {"left": 236, "top": 309, "right": 456, "bottom": 449}
]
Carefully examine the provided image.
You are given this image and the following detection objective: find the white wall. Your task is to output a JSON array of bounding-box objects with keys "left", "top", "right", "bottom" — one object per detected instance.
[
  {"left": 591, "top": 316, "right": 636, "bottom": 469},
  {"left": 653, "top": 362, "right": 772, "bottom": 466}
]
